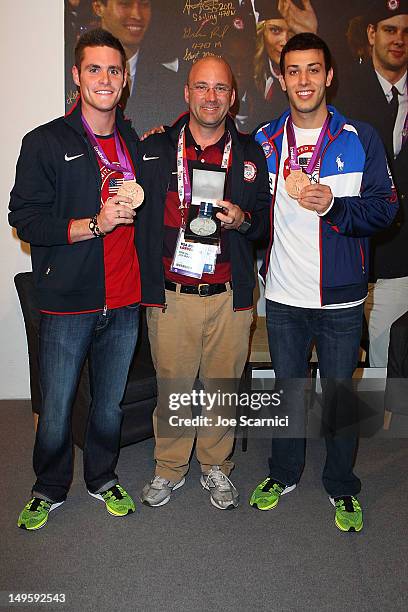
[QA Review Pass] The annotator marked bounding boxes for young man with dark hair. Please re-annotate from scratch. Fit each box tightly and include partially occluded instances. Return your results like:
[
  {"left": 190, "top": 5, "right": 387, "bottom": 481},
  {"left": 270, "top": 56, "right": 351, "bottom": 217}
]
[
  {"left": 10, "top": 28, "right": 142, "bottom": 530},
  {"left": 74, "top": 26, "right": 127, "bottom": 70},
  {"left": 92, "top": 0, "right": 185, "bottom": 135},
  {"left": 337, "top": 0, "right": 408, "bottom": 368},
  {"left": 250, "top": 32, "right": 397, "bottom": 532},
  {"left": 279, "top": 30, "right": 331, "bottom": 74}
]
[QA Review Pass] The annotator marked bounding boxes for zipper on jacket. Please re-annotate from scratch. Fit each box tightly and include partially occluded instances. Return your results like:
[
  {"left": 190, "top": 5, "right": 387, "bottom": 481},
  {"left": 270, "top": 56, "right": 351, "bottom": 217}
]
[
  {"left": 358, "top": 240, "right": 365, "bottom": 274},
  {"left": 162, "top": 303, "right": 167, "bottom": 313},
  {"left": 103, "top": 304, "right": 108, "bottom": 316},
  {"left": 318, "top": 124, "right": 345, "bottom": 305},
  {"left": 265, "top": 141, "right": 279, "bottom": 276}
]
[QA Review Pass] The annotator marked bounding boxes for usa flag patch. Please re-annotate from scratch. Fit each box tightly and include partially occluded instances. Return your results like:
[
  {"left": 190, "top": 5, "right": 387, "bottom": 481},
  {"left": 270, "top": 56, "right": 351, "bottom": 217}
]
[{"left": 109, "top": 177, "right": 125, "bottom": 195}]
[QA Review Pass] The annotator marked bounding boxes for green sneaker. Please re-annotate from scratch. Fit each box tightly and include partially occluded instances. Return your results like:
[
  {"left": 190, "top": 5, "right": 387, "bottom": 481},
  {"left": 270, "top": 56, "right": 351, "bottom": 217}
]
[
  {"left": 249, "top": 478, "right": 296, "bottom": 510},
  {"left": 17, "top": 497, "right": 64, "bottom": 530},
  {"left": 330, "top": 496, "right": 363, "bottom": 532},
  {"left": 88, "top": 484, "right": 135, "bottom": 516}
]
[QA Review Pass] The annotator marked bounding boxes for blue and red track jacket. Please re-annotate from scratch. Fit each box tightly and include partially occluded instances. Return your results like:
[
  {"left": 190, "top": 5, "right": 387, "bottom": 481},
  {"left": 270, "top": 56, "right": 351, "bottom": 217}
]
[{"left": 254, "top": 105, "right": 398, "bottom": 306}]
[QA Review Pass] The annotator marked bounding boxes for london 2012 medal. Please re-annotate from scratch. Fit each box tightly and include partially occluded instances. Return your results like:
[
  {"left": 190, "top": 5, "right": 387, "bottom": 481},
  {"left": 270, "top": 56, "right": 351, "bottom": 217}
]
[
  {"left": 190, "top": 217, "right": 217, "bottom": 237},
  {"left": 285, "top": 169, "right": 310, "bottom": 199},
  {"left": 117, "top": 179, "right": 145, "bottom": 209}
]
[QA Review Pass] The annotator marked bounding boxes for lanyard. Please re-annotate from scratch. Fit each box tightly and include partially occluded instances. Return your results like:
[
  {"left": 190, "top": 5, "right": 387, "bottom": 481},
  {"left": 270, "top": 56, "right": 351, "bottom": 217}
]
[
  {"left": 81, "top": 115, "right": 135, "bottom": 180},
  {"left": 176, "top": 124, "right": 232, "bottom": 210},
  {"left": 286, "top": 114, "right": 330, "bottom": 174}
]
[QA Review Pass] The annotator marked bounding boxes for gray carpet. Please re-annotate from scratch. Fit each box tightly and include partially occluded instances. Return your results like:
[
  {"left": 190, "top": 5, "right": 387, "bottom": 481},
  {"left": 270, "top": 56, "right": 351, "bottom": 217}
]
[{"left": 1, "top": 400, "right": 407, "bottom": 612}]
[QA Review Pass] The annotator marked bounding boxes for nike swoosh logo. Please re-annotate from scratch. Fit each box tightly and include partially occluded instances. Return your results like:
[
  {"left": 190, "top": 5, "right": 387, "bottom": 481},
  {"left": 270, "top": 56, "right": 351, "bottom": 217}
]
[
  {"left": 65, "top": 153, "right": 84, "bottom": 162},
  {"left": 143, "top": 154, "right": 159, "bottom": 161}
]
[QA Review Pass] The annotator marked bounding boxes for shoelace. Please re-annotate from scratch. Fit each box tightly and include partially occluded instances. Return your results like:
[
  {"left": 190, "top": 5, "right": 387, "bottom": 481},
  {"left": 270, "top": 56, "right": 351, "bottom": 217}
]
[
  {"left": 261, "top": 479, "right": 283, "bottom": 494},
  {"left": 204, "top": 468, "right": 234, "bottom": 492},
  {"left": 27, "top": 498, "right": 50, "bottom": 512},
  {"left": 151, "top": 476, "right": 169, "bottom": 490},
  {"left": 103, "top": 485, "right": 125, "bottom": 501},
  {"left": 335, "top": 496, "right": 359, "bottom": 513}
]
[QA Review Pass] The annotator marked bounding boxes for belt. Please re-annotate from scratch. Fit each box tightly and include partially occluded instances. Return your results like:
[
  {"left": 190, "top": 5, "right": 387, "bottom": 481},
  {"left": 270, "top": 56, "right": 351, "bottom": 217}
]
[{"left": 165, "top": 280, "right": 231, "bottom": 297}]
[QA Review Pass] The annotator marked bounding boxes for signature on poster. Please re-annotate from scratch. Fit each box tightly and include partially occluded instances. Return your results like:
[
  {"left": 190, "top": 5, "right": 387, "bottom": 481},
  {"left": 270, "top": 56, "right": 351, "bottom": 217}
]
[
  {"left": 183, "top": 21, "right": 208, "bottom": 39},
  {"left": 183, "top": 1, "right": 234, "bottom": 16},
  {"left": 66, "top": 90, "right": 79, "bottom": 106},
  {"left": 183, "top": 22, "right": 229, "bottom": 40},
  {"left": 183, "top": 0, "right": 235, "bottom": 23},
  {"left": 183, "top": 21, "right": 230, "bottom": 61}
]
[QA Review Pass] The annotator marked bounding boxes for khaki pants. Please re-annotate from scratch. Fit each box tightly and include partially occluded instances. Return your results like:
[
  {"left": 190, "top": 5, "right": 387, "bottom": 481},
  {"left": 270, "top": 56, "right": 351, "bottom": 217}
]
[
  {"left": 364, "top": 277, "right": 408, "bottom": 367},
  {"left": 147, "top": 287, "right": 253, "bottom": 481}
]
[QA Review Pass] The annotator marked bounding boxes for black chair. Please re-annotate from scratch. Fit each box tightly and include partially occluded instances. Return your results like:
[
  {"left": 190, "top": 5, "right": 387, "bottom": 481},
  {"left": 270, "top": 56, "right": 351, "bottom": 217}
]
[
  {"left": 385, "top": 309, "right": 408, "bottom": 417},
  {"left": 14, "top": 272, "right": 157, "bottom": 448}
]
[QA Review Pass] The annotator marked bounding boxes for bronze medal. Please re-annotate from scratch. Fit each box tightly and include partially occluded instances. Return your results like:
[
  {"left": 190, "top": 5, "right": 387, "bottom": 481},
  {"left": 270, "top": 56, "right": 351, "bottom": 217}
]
[
  {"left": 285, "top": 169, "right": 310, "bottom": 200},
  {"left": 117, "top": 179, "right": 144, "bottom": 209}
]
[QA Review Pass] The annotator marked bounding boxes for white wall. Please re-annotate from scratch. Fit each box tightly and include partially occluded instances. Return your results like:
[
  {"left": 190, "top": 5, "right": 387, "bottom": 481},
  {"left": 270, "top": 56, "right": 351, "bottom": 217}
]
[{"left": 0, "top": 1, "right": 64, "bottom": 398}]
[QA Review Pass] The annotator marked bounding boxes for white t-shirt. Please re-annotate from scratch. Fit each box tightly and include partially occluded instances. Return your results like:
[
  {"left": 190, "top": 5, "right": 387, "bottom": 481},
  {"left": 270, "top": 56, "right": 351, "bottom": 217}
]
[{"left": 265, "top": 121, "right": 365, "bottom": 310}]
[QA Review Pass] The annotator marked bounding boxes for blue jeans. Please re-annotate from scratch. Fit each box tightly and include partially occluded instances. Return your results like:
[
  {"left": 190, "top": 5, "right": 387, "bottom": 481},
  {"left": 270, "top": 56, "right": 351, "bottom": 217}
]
[
  {"left": 266, "top": 299, "right": 363, "bottom": 497},
  {"left": 32, "top": 305, "right": 139, "bottom": 502}
]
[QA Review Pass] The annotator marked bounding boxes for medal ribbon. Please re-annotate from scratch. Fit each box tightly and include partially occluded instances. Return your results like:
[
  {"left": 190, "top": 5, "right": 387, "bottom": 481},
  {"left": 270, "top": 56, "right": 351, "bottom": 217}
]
[
  {"left": 199, "top": 201, "right": 213, "bottom": 218},
  {"left": 286, "top": 114, "right": 330, "bottom": 174},
  {"left": 81, "top": 115, "right": 135, "bottom": 180},
  {"left": 176, "top": 124, "right": 232, "bottom": 210}
]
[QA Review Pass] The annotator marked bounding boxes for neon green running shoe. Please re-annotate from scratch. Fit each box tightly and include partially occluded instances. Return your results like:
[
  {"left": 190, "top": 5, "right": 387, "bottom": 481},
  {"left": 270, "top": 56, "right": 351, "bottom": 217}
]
[
  {"left": 330, "top": 496, "right": 363, "bottom": 532},
  {"left": 17, "top": 497, "right": 64, "bottom": 530},
  {"left": 249, "top": 478, "right": 296, "bottom": 510},
  {"left": 88, "top": 484, "right": 135, "bottom": 516}
]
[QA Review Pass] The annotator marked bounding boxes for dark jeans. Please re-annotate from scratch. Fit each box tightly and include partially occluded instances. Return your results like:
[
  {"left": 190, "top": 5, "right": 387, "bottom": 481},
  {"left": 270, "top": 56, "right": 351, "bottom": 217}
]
[
  {"left": 32, "top": 305, "right": 139, "bottom": 502},
  {"left": 266, "top": 299, "right": 363, "bottom": 497}
]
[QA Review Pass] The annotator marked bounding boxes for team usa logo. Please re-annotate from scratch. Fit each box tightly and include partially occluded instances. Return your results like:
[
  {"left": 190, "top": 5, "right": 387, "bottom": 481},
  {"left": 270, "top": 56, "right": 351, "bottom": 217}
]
[
  {"left": 261, "top": 141, "right": 273, "bottom": 158},
  {"left": 387, "top": 0, "right": 399, "bottom": 11},
  {"left": 233, "top": 17, "right": 244, "bottom": 30},
  {"left": 244, "top": 161, "right": 257, "bottom": 182}
]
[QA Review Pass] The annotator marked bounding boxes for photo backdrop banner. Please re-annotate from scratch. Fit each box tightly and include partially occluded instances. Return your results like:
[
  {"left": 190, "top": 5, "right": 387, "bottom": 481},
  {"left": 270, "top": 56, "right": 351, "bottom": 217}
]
[{"left": 64, "top": 0, "right": 377, "bottom": 135}]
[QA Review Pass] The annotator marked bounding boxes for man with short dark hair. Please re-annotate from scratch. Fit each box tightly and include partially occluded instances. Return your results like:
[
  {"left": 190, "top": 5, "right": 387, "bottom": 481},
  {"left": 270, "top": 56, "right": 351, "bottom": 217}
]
[
  {"left": 337, "top": 0, "right": 408, "bottom": 367},
  {"left": 10, "top": 28, "right": 142, "bottom": 530},
  {"left": 93, "top": 0, "right": 185, "bottom": 134},
  {"left": 250, "top": 33, "right": 397, "bottom": 532},
  {"left": 136, "top": 56, "right": 270, "bottom": 510}
]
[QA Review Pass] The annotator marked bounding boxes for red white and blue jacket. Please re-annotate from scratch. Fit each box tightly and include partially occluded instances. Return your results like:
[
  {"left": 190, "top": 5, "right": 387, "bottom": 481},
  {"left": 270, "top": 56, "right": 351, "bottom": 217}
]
[{"left": 254, "top": 106, "right": 398, "bottom": 306}]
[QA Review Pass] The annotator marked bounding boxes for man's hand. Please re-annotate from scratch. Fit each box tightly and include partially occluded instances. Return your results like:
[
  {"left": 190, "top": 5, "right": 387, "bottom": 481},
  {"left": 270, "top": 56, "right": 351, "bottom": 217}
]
[
  {"left": 140, "top": 125, "right": 165, "bottom": 140},
  {"left": 298, "top": 184, "right": 333, "bottom": 214},
  {"left": 97, "top": 195, "right": 136, "bottom": 234},
  {"left": 69, "top": 195, "right": 136, "bottom": 243},
  {"left": 278, "top": 0, "right": 318, "bottom": 34},
  {"left": 216, "top": 200, "right": 245, "bottom": 230}
]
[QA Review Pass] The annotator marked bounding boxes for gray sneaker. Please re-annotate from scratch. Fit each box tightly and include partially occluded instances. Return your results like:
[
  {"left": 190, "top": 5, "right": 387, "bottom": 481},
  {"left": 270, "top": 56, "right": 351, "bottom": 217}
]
[
  {"left": 200, "top": 466, "right": 239, "bottom": 510},
  {"left": 141, "top": 475, "right": 185, "bottom": 507}
]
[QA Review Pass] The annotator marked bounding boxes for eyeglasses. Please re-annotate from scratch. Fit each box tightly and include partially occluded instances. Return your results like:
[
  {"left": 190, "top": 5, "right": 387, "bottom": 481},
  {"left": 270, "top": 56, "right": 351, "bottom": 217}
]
[{"left": 189, "top": 83, "right": 232, "bottom": 96}]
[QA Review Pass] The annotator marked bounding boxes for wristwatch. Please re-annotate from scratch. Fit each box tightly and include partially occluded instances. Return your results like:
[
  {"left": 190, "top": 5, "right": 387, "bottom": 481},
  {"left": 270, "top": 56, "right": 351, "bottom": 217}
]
[
  {"left": 89, "top": 215, "right": 105, "bottom": 238},
  {"left": 237, "top": 215, "right": 252, "bottom": 234}
]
